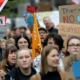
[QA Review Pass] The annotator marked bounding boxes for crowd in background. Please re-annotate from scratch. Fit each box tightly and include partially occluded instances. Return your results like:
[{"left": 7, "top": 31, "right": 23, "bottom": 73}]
[{"left": 0, "top": 16, "right": 80, "bottom": 80}]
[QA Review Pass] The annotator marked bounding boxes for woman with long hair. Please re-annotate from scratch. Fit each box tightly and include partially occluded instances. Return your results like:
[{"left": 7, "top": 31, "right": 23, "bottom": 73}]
[
  {"left": 0, "top": 45, "right": 17, "bottom": 80},
  {"left": 30, "top": 45, "right": 66, "bottom": 80}
]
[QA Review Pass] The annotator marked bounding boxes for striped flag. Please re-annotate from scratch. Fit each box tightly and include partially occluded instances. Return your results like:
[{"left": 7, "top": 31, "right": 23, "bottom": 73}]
[
  {"left": 72, "top": 0, "right": 80, "bottom": 4},
  {"left": 32, "top": 12, "right": 42, "bottom": 59}
]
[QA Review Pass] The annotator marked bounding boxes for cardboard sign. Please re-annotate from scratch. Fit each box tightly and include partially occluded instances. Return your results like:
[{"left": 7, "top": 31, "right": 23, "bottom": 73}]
[
  {"left": 63, "top": 54, "right": 80, "bottom": 80},
  {"left": 59, "top": 4, "right": 80, "bottom": 24},
  {"left": 38, "top": 2, "right": 52, "bottom": 12},
  {"left": 0, "top": 16, "right": 6, "bottom": 26},
  {"left": 58, "top": 23, "right": 80, "bottom": 51},
  {"left": 0, "top": 0, "right": 8, "bottom": 12}
]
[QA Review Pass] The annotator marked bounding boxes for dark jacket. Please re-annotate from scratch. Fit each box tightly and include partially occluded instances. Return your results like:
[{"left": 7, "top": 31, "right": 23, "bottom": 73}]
[
  {"left": 0, "top": 48, "right": 6, "bottom": 61},
  {"left": 48, "top": 27, "right": 58, "bottom": 34},
  {"left": 30, "top": 69, "right": 67, "bottom": 80},
  {"left": 5, "top": 67, "right": 36, "bottom": 80},
  {"left": 0, "top": 48, "right": 2, "bottom": 61}
]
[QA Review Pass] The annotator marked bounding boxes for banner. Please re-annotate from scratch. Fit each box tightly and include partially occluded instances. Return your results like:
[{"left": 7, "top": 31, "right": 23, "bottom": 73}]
[{"left": 32, "top": 12, "right": 42, "bottom": 59}]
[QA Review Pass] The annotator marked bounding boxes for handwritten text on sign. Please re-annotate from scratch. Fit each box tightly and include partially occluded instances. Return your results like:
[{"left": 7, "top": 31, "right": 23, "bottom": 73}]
[
  {"left": 59, "top": 4, "right": 80, "bottom": 24},
  {"left": 58, "top": 23, "right": 80, "bottom": 51}
]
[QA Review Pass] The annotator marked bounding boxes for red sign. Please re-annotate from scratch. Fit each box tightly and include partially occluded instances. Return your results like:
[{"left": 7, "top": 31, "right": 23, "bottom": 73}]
[
  {"left": 0, "top": 0, "right": 8, "bottom": 12},
  {"left": 26, "top": 6, "right": 37, "bottom": 13},
  {"left": 0, "top": 0, "right": 4, "bottom": 6}
]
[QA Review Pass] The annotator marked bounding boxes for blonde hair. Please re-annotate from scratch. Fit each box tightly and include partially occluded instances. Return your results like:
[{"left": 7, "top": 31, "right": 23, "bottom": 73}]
[
  {"left": 16, "top": 48, "right": 32, "bottom": 59},
  {"left": 0, "top": 39, "right": 7, "bottom": 47}
]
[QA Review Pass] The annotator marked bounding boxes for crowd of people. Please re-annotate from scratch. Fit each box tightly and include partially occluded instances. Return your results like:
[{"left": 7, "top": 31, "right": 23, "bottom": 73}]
[{"left": 0, "top": 16, "right": 80, "bottom": 80}]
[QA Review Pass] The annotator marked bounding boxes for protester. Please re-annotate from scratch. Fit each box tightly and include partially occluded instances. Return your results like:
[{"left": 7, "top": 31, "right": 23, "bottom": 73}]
[
  {"left": 38, "top": 27, "right": 47, "bottom": 46},
  {"left": 0, "top": 39, "right": 6, "bottom": 49},
  {"left": 8, "top": 29, "right": 15, "bottom": 38},
  {"left": 0, "top": 45, "right": 17, "bottom": 79},
  {"left": 0, "top": 39, "right": 7, "bottom": 61},
  {"left": 3, "top": 28, "right": 11, "bottom": 40},
  {"left": 46, "top": 21, "right": 58, "bottom": 33},
  {"left": 43, "top": 17, "right": 58, "bottom": 33},
  {"left": 13, "top": 27, "right": 20, "bottom": 37},
  {"left": 30, "top": 45, "right": 66, "bottom": 80},
  {"left": 5, "top": 49, "right": 36, "bottom": 80},
  {"left": 33, "top": 33, "right": 64, "bottom": 72},
  {"left": 43, "top": 16, "right": 51, "bottom": 26},
  {"left": 26, "top": 29, "right": 32, "bottom": 40},
  {"left": 6, "top": 38, "right": 15, "bottom": 47},
  {"left": 65, "top": 36, "right": 80, "bottom": 56},
  {"left": 43, "top": 33, "right": 64, "bottom": 58},
  {"left": 19, "top": 26, "right": 27, "bottom": 35},
  {"left": 15, "top": 34, "right": 31, "bottom": 49}
]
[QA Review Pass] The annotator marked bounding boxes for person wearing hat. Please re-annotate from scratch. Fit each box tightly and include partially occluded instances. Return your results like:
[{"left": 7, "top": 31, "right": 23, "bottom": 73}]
[{"left": 38, "top": 27, "right": 47, "bottom": 47}]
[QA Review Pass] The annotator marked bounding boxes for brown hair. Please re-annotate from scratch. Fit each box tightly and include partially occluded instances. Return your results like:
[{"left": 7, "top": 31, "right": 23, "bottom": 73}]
[
  {"left": 65, "top": 36, "right": 80, "bottom": 56},
  {"left": 41, "top": 45, "right": 59, "bottom": 74},
  {"left": 1, "top": 45, "right": 17, "bottom": 72}
]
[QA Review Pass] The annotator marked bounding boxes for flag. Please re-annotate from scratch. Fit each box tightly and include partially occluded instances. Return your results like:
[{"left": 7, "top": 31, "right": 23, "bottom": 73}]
[
  {"left": 72, "top": 0, "right": 80, "bottom": 4},
  {"left": 23, "top": 12, "right": 34, "bottom": 25},
  {"left": 32, "top": 12, "right": 42, "bottom": 59}
]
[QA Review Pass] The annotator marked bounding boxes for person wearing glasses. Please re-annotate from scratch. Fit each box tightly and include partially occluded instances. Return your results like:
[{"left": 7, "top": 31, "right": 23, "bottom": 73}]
[{"left": 65, "top": 36, "right": 80, "bottom": 56}]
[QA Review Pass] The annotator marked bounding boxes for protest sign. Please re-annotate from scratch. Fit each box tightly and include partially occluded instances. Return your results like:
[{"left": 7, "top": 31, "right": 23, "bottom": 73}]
[
  {"left": 58, "top": 23, "right": 80, "bottom": 51},
  {"left": 59, "top": 4, "right": 80, "bottom": 24}
]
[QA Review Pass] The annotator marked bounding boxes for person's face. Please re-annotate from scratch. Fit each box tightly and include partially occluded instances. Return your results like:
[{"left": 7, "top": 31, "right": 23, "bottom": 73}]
[
  {"left": 8, "top": 51, "right": 16, "bottom": 65},
  {"left": 26, "top": 30, "right": 32, "bottom": 39},
  {"left": 18, "top": 37, "right": 29, "bottom": 49},
  {"left": 39, "top": 30, "right": 47, "bottom": 43},
  {"left": 67, "top": 38, "right": 80, "bottom": 54},
  {"left": 43, "top": 18, "right": 51, "bottom": 25},
  {"left": 47, "top": 49, "right": 59, "bottom": 71},
  {"left": 10, "top": 31, "right": 15, "bottom": 37},
  {"left": 15, "top": 29, "right": 20, "bottom": 36},
  {"left": 1, "top": 42, "right": 6, "bottom": 49},
  {"left": 17, "top": 50, "right": 32, "bottom": 69},
  {"left": 20, "top": 29, "right": 26, "bottom": 34},
  {"left": 47, "top": 38, "right": 59, "bottom": 49},
  {"left": 6, "top": 29, "right": 10, "bottom": 35}
]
